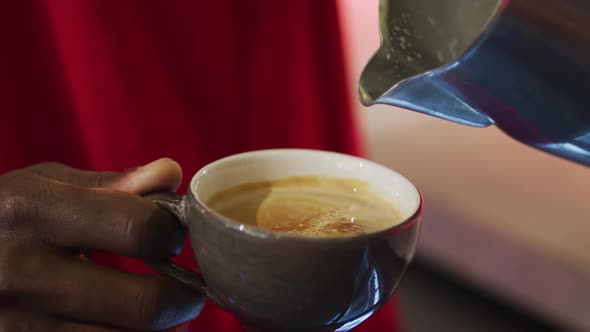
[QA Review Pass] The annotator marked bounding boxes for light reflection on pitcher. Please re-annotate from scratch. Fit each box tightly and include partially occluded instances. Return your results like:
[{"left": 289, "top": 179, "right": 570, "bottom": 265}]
[{"left": 359, "top": 0, "right": 590, "bottom": 166}]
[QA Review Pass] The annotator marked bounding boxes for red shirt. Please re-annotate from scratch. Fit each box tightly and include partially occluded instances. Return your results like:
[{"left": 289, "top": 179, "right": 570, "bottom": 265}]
[{"left": 0, "top": 1, "right": 401, "bottom": 331}]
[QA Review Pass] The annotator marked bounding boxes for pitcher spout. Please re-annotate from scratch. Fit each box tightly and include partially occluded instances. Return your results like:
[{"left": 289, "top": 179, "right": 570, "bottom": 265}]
[{"left": 358, "top": 0, "right": 501, "bottom": 127}]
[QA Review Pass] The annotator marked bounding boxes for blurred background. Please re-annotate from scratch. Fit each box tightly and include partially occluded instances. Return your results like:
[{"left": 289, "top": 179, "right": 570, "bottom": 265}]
[
  {"left": 3, "top": 1, "right": 587, "bottom": 331},
  {"left": 338, "top": 0, "right": 590, "bottom": 331}
]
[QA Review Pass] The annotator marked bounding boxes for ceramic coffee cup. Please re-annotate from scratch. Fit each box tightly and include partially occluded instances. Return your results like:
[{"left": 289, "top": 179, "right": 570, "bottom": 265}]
[{"left": 146, "top": 149, "right": 423, "bottom": 332}]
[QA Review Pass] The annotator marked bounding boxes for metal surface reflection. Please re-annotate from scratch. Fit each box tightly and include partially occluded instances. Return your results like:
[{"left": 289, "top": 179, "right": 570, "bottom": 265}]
[{"left": 360, "top": 0, "right": 590, "bottom": 166}]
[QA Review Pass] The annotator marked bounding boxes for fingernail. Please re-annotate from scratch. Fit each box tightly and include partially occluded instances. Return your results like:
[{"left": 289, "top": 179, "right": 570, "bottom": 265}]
[
  {"left": 113, "top": 158, "right": 182, "bottom": 194},
  {"left": 114, "top": 160, "right": 160, "bottom": 192}
]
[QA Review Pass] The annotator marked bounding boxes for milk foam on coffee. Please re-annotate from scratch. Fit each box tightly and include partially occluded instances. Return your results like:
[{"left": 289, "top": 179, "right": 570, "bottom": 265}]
[{"left": 206, "top": 176, "right": 403, "bottom": 236}]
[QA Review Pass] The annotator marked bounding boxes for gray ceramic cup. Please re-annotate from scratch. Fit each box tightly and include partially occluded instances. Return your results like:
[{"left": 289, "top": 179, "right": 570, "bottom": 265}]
[{"left": 147, "top": 149, "right": 423, "bottom": 332}]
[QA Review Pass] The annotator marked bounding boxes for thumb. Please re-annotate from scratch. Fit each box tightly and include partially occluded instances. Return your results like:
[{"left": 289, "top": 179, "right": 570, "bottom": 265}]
[
  {"left": 110, "top": 158, "right": 183, "bottom": 194},
  {"left": 27, "top": 158, "right": 183, "bottom": 195}
]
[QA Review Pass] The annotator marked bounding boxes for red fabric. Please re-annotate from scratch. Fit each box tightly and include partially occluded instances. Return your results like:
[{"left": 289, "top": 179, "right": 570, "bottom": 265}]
[{"left": 0, "top": 1, "right": 400, "bottom": 331}]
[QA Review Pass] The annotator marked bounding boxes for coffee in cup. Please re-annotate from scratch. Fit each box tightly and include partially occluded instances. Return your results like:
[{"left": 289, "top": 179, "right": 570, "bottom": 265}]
[{"left": 206, "top": 175, "right": 404, "bottom": 237}]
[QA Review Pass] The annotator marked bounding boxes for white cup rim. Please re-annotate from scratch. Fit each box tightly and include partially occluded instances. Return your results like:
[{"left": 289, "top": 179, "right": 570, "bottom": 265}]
[{"left": 189, "top": 149, "right": 423, "bottom": 241}]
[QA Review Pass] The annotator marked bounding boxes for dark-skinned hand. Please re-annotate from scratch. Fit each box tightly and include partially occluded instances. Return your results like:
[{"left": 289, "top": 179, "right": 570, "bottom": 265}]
[{"left": 0, "top": 158, "right": 203, "bottom": 331}]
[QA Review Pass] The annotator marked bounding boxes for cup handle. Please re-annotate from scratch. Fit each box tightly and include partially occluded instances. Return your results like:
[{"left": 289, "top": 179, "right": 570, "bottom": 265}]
[{"left": 144, "top": 192, "right": 208, "bottom": 294}]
